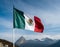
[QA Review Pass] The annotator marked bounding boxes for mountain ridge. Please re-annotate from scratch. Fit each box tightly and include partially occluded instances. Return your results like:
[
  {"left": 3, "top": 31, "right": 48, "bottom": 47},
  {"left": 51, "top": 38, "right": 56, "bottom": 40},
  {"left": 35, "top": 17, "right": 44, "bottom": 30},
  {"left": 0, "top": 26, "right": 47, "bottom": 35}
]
[{"left": 15, "top": 36, "right": 60, "bottom": 47}]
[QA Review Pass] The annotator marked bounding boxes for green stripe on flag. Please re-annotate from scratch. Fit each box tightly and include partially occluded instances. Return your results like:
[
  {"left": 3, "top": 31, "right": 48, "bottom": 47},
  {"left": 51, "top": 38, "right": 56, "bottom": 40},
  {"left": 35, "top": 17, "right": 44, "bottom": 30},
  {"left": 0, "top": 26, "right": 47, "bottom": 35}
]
[{"left": 13, "top": 8, "right": 25, "bottom": 29}]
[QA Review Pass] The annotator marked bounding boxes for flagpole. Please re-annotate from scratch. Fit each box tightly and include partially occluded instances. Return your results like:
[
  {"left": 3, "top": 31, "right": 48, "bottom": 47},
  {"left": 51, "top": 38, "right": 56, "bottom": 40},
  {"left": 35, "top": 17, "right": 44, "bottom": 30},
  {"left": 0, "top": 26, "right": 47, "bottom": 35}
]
[
  {"left": 13, "top": 29, "right": 15, "bottom": 47},
  {"left": 13, "top": 8, "right": 15, "bottom": 47}
]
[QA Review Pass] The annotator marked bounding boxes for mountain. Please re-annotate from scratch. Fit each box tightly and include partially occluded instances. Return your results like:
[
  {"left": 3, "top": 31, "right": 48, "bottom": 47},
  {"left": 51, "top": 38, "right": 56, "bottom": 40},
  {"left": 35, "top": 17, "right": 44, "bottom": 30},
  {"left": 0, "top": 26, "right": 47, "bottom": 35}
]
[
  {"left": 0, "top": 39, "right": 13, "bottom": 47},
  {"left": 48, "top": 40, "right": 60, "bottom": 47},
  {"left": 15, "top": 36, "right": 58, "bottom": 47},
  {"left": 41, "top": 38, "right": 57, "bottom": 45},
  {"left": 15, "top": 36, "right": 26, "bottom": 47}
]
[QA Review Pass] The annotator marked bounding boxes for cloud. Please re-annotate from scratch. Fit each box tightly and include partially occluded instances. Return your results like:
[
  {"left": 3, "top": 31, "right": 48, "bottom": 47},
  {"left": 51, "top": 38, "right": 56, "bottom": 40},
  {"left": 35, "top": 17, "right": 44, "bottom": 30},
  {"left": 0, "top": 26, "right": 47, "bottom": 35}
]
[
  {"left": 41, "top": 11, "right": 60, "bottom": 26},
  {"left": 0, "top": 17, "right": 13, "bottom": 28},
  {"left": 0, "top": 29, "right": 60, "bottom": 43},
  {"left": 14, "top": 32, "right": 60, "bottom": 42},
  {"left": 0, "top": 32, "right": 13, "bottom": 42}
]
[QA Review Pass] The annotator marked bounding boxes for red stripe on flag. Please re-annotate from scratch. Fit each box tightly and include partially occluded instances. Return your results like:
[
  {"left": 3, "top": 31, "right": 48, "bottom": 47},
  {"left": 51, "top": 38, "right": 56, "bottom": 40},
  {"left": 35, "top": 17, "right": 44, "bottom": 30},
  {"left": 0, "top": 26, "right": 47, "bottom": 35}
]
[{"left": 34, "top": 16, "right": 44, "bottom": 33}]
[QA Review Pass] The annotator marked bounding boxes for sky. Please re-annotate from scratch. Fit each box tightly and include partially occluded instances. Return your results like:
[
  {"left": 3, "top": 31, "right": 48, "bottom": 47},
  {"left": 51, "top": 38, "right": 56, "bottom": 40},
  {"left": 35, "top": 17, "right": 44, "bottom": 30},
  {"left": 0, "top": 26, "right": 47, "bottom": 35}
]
[{"left": 0, "top": 0, "right": 60, "bottom": 42}]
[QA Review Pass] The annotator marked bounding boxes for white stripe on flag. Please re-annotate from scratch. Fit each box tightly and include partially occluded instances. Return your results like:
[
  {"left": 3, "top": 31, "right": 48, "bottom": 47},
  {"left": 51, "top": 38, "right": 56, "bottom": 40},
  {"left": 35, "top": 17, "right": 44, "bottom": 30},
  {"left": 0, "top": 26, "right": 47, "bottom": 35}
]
[{"left": 24, "top": 14, "right": 35, "bottom": 31}]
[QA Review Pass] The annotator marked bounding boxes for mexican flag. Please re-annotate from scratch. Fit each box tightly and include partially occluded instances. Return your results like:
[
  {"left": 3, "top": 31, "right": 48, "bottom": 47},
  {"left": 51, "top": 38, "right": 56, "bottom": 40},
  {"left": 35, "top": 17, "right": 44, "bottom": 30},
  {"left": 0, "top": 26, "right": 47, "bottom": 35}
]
[{"left": 13, "top": 8, "right": 44, "bottom": 33}]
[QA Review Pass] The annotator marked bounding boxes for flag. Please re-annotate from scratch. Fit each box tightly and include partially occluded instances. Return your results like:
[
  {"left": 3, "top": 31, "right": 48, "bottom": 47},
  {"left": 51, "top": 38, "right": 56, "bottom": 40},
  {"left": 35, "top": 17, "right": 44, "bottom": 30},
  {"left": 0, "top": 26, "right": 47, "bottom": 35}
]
[{"left": 13, "top": 8, "right": 44, "bottom": 33}]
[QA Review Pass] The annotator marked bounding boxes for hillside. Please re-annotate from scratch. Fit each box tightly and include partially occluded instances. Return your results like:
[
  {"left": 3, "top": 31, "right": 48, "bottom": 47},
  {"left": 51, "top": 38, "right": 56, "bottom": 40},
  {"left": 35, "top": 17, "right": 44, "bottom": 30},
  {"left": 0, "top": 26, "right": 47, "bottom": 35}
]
[{"left": 0, "top": 39, "right": 13, "bottom": 47}]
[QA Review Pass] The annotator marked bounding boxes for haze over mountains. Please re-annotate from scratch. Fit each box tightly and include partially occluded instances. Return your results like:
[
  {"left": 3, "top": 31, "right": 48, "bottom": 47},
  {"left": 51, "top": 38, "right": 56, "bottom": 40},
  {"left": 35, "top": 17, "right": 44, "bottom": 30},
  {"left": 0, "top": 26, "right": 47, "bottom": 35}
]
[{"left": 15, "top": 36, "right": 60, "bottom": 47}]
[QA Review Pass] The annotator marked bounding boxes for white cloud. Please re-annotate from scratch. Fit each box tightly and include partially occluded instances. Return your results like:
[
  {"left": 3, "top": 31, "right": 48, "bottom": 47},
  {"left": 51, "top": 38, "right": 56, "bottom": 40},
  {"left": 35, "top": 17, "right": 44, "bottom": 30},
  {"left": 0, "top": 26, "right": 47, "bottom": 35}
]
[
  {"left": 0, "top": 17, "right": 13, "bottom": 28},
  {"left": 0, "top": 32, "right": 13, "bottom": 42},
  {"left": 14, "top": 33, "right": 60, "bottom": 42},
  {"left": 41, "top": 11, "right": 60, "bottom": 26},
  {"left": 1, "top": 29, "right": 59, "bottom": 43},
  {"left": 53, "top": 35, "right": 60, "bottom": 40}
]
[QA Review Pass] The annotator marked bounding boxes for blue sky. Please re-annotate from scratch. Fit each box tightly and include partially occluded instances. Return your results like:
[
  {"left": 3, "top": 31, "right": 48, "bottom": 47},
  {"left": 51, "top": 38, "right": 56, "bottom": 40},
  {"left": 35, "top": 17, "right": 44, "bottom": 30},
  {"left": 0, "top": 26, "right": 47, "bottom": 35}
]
[
  {"left": 0, "top": 0, "right": 13, "bottom": 42},
  {"left": 0, "top": 0, "right": 60, "bottom": 42}
]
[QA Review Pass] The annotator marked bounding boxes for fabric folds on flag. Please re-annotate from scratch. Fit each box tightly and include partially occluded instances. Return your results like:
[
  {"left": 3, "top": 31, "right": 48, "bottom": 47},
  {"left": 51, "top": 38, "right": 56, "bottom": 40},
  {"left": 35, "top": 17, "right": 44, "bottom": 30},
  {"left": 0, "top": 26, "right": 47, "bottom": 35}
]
[
  {"left": 13, "top": 8, "right": 25, "bottom": 29},
  {"left": 34, "top": 16, "right": 44, "bottom": 32},
  {"left": 13, "top": 8, "right": 44, "bottom": 33}
]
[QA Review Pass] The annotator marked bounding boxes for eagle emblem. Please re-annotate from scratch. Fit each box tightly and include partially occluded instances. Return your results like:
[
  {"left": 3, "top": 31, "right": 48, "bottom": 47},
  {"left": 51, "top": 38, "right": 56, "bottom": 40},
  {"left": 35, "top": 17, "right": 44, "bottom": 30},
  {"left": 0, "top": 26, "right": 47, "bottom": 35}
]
[{"left": 27, "top": 19, "right": 33, "bottom": 25}]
